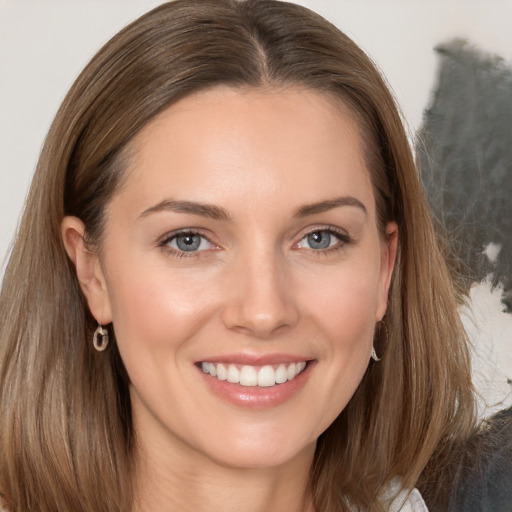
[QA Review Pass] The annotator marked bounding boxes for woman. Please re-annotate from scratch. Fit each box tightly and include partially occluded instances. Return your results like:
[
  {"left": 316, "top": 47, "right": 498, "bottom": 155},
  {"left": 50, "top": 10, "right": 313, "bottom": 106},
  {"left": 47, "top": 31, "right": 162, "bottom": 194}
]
[{"left": 0, "top": 1, "right": 477, "bottom": 511}]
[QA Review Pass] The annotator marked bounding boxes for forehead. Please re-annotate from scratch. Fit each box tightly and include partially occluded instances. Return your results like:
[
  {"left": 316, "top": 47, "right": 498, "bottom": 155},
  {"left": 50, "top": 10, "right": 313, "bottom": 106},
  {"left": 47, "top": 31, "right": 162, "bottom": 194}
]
[{"left": 113, "top": 86, "right": 374, "bottom": 218}]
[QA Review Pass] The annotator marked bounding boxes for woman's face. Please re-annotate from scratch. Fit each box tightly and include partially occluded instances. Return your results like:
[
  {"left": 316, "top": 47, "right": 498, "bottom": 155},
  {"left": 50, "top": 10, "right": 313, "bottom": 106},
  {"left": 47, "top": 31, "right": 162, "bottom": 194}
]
[{"left": 70, "top": 87, "right": 397, "bottom": 470}]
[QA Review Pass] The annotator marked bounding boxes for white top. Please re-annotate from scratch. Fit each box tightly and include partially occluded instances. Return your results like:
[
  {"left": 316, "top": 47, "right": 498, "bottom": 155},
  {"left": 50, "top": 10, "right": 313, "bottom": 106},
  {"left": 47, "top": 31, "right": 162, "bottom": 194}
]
[{"left": 385, "top": 481, "right": 429, "bottom": 512}]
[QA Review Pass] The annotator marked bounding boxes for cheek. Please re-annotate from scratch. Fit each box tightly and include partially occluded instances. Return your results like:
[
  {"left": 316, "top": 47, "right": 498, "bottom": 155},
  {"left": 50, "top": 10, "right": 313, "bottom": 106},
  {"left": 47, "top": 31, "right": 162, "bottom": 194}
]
[
  {"left": 292, "top": 264, "right": 381, "bottom": 434},
  {"left": 304, "top": 261, "right": 381, "bottom": 339},
  {"left": 104, "top": 260, "right": 221, "bottom": 359}
]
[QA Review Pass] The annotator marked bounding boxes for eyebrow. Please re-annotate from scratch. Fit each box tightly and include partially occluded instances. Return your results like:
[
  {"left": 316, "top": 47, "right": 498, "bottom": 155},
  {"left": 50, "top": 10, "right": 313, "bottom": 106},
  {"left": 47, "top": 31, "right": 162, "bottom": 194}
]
[
  {"left": 293, "top": 196, "right": 367, "bottom": 217},
  {"left": 138, "top": 199, "right": 231, "bottom": 221},
  {"left": 138, "top": 195, "right": 367, "bottom": 222}
]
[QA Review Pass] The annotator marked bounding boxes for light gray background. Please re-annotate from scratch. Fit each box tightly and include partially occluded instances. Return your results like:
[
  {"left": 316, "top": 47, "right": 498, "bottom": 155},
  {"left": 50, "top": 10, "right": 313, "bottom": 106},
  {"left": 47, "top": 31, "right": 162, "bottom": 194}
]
[{"left": 1, "top": 0, "right": 511, "bottom": 415}]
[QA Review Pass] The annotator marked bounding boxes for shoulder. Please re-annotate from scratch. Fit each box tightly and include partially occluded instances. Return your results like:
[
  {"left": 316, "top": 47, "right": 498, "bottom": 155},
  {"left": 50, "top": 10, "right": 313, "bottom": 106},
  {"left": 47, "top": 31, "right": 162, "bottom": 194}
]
[
  {"left": 451, "top": 406, "right": 512, "bottom": 511},
  {"left": 382, "top": 479, "right": 429, "bottom": 512},
  {"left": 390, "top": 487, "right": 429, "bottom": 512}
]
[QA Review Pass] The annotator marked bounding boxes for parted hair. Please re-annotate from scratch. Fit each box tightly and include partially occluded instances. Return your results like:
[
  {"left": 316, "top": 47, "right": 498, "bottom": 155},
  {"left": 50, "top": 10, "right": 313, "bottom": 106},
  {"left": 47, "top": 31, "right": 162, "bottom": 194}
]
[{"left": 0, "top": 1, "right": 476, "bottom": 511}]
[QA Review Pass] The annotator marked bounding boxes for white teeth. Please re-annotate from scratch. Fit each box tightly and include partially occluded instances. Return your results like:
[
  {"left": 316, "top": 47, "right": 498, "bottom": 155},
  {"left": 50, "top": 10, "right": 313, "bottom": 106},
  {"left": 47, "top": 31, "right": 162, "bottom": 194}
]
[
  {"left": 239, "top": 365, "right": 258, "bottom": 386},
  {"left": 216, "top": 363, "right": 227, "bottom": 380},
  {"left": 275, "top": 364, "right": 288, "bottom": 384},
  {"left": 227, "top": 364, "right": 240, "bottom": 383},
  {"left": 257, "top": 365, "right": 275, "bottom": 387},
  {"left": 201, "top": 361, "right": 307, "bottom": 387}
]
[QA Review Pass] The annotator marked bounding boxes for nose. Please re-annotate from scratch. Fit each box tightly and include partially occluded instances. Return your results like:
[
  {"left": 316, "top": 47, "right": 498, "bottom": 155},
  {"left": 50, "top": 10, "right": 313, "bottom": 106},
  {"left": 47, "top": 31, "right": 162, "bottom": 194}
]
[{"left": 221, "top": 249, "right": 299, "bottom": 339}]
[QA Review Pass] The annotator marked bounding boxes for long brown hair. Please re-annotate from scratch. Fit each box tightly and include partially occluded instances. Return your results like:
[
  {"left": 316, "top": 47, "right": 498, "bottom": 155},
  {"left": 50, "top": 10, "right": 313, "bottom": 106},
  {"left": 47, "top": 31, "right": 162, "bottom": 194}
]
[{"left": 0, "top": 1, "right": 476, "bottom": 511}]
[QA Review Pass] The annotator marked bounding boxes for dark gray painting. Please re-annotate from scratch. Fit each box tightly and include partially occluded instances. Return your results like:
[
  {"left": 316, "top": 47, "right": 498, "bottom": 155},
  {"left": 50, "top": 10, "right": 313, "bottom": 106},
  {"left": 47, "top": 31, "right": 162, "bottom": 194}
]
[{"left": 418, "top": 40, "right": 512, "bottom": 312}]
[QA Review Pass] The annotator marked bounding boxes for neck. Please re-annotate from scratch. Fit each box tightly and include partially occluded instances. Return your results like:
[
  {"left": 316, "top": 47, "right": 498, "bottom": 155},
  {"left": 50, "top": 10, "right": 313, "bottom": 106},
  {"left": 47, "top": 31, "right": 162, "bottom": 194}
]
[{"left": 132, "top": 435, "right": 315, "bottom": 512}]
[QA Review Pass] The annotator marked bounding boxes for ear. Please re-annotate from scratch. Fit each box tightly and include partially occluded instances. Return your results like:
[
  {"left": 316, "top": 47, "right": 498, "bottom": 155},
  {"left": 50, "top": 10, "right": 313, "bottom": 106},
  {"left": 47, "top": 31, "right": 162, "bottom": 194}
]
[
  {"left": 376, "top": 221, "right": 398, "bottom": 320},
  {"left": 61, "top": 216, "right": 112, "bottom": 324}
]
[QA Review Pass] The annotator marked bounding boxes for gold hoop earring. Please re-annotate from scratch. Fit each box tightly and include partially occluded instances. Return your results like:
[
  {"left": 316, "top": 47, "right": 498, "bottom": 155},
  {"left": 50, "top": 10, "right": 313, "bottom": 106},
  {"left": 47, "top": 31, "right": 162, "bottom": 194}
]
[{"left": 93, "top": 324, "right": 109, "bottom": 352}]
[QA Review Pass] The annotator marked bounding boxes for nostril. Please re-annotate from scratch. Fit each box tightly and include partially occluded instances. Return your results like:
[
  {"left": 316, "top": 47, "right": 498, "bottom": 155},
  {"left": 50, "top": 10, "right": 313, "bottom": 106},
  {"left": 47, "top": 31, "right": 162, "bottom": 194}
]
[
  {"left": 220, "top": 260, "right": 300, "bottom": 336},
  {"left": 224, "top": 301, "right": 296, "bottom": 336}
]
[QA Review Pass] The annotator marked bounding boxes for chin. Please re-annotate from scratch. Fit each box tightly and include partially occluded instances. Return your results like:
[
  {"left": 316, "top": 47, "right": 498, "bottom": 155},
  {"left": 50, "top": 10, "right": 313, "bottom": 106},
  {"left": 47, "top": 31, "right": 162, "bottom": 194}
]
[{"left": 201, "top": 434, "right": 317, "bottom": 471}]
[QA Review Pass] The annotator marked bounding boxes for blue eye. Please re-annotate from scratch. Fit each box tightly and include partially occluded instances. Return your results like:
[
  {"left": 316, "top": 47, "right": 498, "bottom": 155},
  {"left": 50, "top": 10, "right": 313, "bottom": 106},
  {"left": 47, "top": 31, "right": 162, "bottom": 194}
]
[
  {"left": 297, "top": 229, "right": 347, "bottom": 250},
  {"left": 174, "top": 233, "right": 201, "bottom": 251},
  {"left": 164, "top": 232, "right": 212, "bottom": 253},
  {"left": 307, "top": 231, "right": 331, "bottom": 249}
]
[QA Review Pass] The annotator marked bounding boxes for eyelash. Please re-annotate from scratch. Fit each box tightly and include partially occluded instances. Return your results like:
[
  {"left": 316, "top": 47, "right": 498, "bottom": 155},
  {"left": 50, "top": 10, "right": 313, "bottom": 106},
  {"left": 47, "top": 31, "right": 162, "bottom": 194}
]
[
  {"left": 295, "top": 227, "right": 352, "bottom": 254},
  {"left": 158, "top": 226, "right": 353, "bottom": 259},
  {"left": 159, "top": 230, "right": 216, "bottom": 258}
]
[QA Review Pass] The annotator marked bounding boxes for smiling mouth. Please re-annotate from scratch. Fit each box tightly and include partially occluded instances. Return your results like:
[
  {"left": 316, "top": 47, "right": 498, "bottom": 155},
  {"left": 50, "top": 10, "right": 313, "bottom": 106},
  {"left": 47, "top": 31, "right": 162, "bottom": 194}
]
[{"left": 200, "top": 361, "right": 308, "bottom": 388}]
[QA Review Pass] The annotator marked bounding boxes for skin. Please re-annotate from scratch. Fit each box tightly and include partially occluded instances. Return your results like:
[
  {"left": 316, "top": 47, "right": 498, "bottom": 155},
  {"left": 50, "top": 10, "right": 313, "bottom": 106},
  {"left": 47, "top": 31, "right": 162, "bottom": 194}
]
[{"left": 62, "top": 86, "right": 397, "bottom": 512}]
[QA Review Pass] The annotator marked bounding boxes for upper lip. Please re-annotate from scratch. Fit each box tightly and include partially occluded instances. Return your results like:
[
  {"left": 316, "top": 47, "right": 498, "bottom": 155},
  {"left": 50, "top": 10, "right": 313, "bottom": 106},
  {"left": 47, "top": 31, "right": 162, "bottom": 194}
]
[{"left": 197, "top": 353, "right": 313, "bottom": 366}]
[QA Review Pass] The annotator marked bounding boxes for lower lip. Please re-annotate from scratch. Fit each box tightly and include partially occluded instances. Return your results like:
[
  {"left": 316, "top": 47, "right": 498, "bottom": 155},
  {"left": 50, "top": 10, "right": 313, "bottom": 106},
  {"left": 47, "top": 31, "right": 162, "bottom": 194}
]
[{"left": 197, "top": 362, "right": 315, "bottom": 409}]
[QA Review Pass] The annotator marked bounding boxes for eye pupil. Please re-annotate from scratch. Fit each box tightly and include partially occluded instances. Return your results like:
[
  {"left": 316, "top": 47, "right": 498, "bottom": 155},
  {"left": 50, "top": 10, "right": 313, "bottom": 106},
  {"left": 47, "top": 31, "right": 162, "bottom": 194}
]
[
  {"left": 176, "top": 234, "right": 201, "bottom": 251},
  {"left": 307, "top": 231, "right": 331, "bottom": 249}
]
